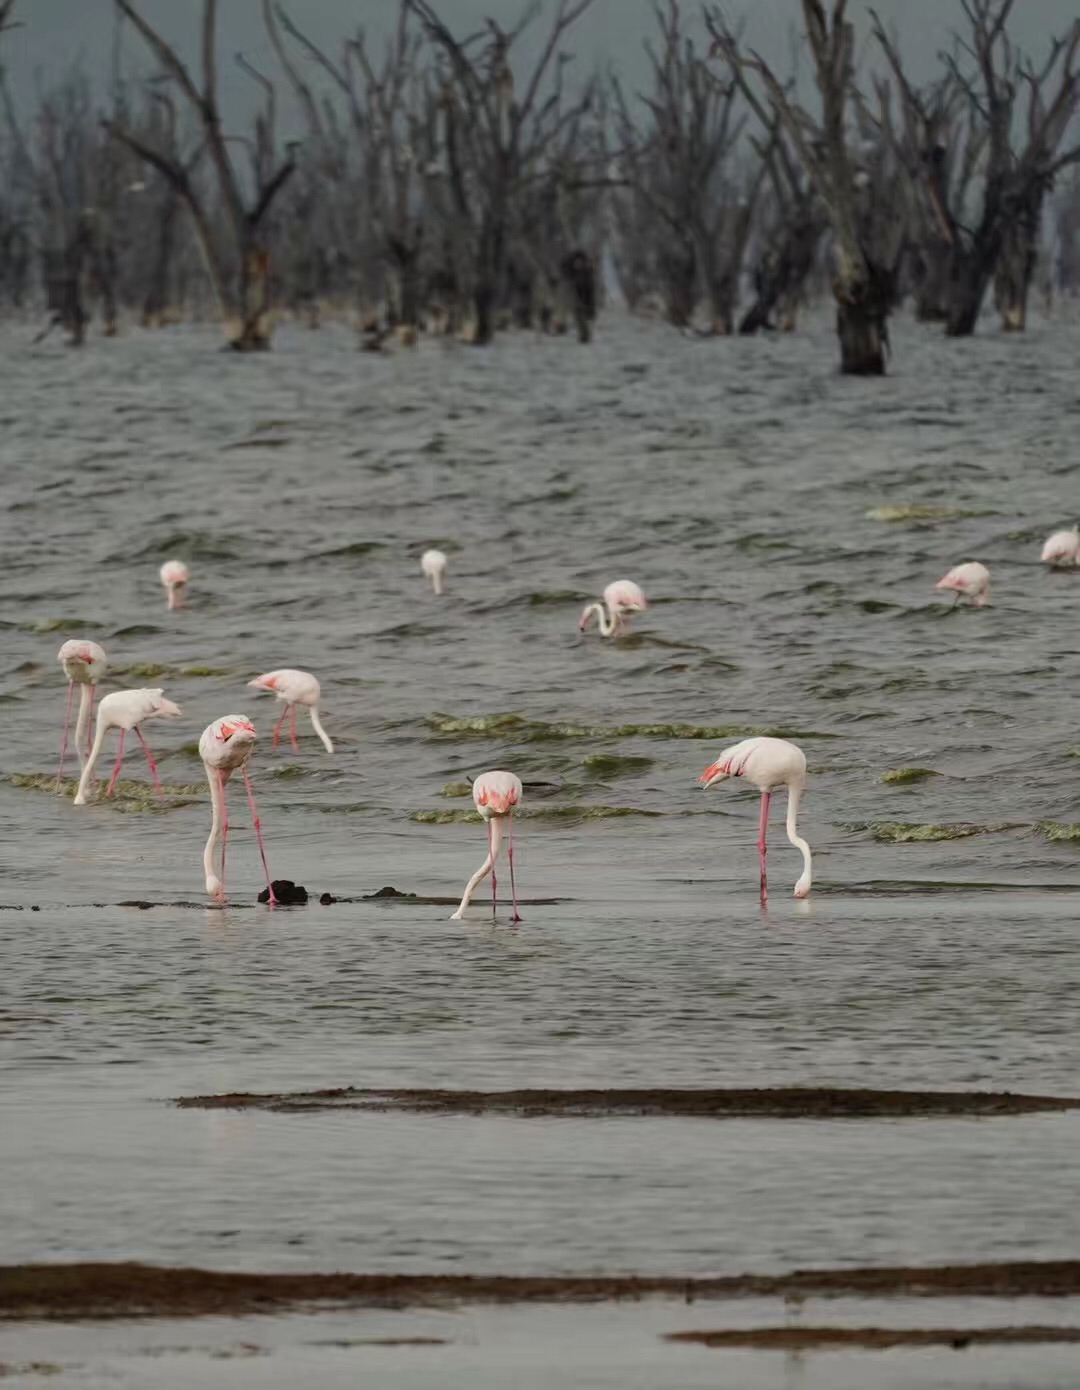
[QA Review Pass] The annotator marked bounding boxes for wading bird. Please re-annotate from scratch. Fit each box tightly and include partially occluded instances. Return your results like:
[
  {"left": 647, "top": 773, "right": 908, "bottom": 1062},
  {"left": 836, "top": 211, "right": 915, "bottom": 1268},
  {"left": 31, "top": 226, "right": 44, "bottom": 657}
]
[
  {"left": 56, "top": 640, "right": 108, "bottom": 789},
  {"left": 73, "top": 688, "right": 182, "bottom": 805},
  {"left": 1041, "top": 526, "right": 1080, "bottom": 568},
  {"left": 160, "top": 559, "right": 190, "bottom": 609},
  {"left": 199, "top": 715, "right": 276, "bottom": 905},
  {"left": 935, "top": 561, "right": 990, "bottom": 607},
  {"left": 421, "top": 548, "right": 448, "bottom": 594},
  {"left": 700, "top": 737, "right": 811, "bottom": 903},
  {"left": 450, "top": 771, "right": 523, "bottom": 922},
  {"left": 578, "top": 580, "right": 647, "bottom": 637},
  {"left": 247, "top": 669, "right": 333, "bottom": 753}
]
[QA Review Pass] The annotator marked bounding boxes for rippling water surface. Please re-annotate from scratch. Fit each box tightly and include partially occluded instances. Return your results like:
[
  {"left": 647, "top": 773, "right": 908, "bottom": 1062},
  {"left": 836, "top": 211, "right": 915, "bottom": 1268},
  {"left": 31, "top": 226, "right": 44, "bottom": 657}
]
[{"left": 4, "top": 312, "right": 1080, "bottom": 1383}]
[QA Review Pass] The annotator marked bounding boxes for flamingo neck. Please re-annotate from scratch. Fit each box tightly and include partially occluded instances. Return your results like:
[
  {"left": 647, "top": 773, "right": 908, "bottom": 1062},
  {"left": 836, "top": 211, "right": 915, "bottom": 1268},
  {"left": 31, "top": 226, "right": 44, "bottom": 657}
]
[
  {"left": 785, "top": 780, "right": 812, "bottom": 897},
  {"left": 203, "top": 762, "right": 225, "bottom": 895},
  {"left": 584, "top": 602, "right": 616, "bottom": 636},
  {"left": 74, "top": 683, "right": 93, "bottom": 768},
  {"left": 309, "top": 706, "right": 334, "bottom": 754},
  {"left": 73, "top": 714, "right": 110, "bottom": 805},
  {"left": 450, "top": 815, "right": 505, "bottom": 919}
]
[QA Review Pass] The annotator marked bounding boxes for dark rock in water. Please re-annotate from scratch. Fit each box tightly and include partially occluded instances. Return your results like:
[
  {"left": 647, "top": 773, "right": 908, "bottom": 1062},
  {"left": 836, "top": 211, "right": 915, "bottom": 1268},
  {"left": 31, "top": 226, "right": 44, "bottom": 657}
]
[
  {"left": 370, "top": 885, "right": 409, "bottom": 899},
  {"left": 259, "top": 880, "right": 308, "bottom": 905},
  {"left": 319, "top": 892, "right": 337, "bottom": 906}
]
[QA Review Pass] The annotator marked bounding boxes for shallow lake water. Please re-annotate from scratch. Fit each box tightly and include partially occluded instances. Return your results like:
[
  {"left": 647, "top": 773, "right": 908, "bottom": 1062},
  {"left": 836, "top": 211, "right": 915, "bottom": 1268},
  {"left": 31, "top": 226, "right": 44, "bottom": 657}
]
[{"left": 3, "top": 310, "right": 1080, "bottom": 1385}]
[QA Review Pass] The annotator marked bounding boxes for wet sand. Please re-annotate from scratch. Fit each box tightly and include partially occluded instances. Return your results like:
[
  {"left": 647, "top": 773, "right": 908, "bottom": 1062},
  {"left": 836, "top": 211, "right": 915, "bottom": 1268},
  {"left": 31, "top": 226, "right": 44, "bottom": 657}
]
[{"left": 173, "top": 1085, "right": 1080, "bottom": 1118}]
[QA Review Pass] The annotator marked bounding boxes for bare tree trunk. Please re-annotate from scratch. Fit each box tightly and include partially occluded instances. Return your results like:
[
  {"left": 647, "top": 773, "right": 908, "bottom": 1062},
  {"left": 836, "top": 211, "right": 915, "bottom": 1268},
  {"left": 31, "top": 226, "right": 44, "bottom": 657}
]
[
  {"left": 913, "top": 240, "right": 952, "bottom": 322},
  {"left": 561, "top": 248, "right": 595, "bottom": 342},
  {"left": 994, "top": 201, "right": 1040, "bottom": 330},
  {"left": 835, "top": 267, "right": 888, "bottom": 374},
  {"left": 142, "top": 191, "right": 181, "bottom": 327}
]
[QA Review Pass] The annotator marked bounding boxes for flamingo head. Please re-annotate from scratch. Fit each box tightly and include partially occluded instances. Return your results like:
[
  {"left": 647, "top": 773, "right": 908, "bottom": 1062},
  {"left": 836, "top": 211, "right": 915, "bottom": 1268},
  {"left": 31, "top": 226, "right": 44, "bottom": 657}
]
[
  {"left": 248, "top": 675, "right": 277, "bottom": 692},
  {"left": 217, "top": 717, "right": 256, "bottom": 745},
  {"left": 699, "top": 759, "right": 733, "bottom": 789},
  {"left": 793, "top": 871, "right": 811, "bottom": 900},
  {"left": 153, "top": 696, "right": 183, "bottom": 719},
  {"left": 578, "top": 604, "right": 595, "bottom": 632}
]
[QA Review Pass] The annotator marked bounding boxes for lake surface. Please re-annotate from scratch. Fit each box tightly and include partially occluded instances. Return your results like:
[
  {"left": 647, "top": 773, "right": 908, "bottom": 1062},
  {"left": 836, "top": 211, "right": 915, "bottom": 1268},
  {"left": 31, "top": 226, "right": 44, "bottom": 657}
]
[{"left": 3, "top": 311, "right": 1080, "bottom": 1385}]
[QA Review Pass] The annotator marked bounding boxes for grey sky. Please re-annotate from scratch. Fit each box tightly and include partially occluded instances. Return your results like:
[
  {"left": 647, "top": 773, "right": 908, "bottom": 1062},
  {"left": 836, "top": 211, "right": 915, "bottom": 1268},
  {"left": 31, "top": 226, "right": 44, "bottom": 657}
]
[{"left": 5, "top": 0, "right": 1079, "bottom": 128}]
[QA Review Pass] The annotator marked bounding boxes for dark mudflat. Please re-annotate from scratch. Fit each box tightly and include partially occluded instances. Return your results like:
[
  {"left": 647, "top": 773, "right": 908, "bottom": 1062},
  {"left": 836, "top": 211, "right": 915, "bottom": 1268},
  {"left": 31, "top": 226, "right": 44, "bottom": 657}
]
[
  {"left": 172, "top": 1085, "right": 1080, "bottom": 1119},
  {"left": 9, "top": 1260, "right": 1080, "bottom": 1322},
  {"left": 666, "top": 1325, "right": 1080, "bottom": 1350}
]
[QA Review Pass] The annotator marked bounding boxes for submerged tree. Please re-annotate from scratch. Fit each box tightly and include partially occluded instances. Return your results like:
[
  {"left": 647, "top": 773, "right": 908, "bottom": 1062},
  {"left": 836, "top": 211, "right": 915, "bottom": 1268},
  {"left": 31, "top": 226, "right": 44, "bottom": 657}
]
[{"left": 108, "top": 0, "right": 297, "bottom": 349}]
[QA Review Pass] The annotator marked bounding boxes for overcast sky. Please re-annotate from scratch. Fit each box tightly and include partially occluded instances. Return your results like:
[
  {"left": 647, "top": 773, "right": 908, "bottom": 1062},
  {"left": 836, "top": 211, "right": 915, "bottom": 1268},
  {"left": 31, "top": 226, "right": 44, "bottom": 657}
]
[{"left": 4, "top": 0, "right": 1079, "bottom": 127}]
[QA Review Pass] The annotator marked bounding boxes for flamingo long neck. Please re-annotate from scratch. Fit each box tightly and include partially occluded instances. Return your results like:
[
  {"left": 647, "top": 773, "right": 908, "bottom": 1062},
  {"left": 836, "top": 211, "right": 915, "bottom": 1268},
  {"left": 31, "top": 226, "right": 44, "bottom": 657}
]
[
  {"left": 74, "top": 684, "right": 93, "bottom": 767},
  {"left": 432, "top": 571, "right": 444, "bottom": 595},
  {"left": 309, "top": 706, "right": 334, "bottom": 754},
  {"left": 583, "top": 602, "right": 616, "bottom": 636},
  {"left": 785, "top": 780, "right": 812, "bottom": 894},
  {"left": 451, "top": 815, "right": 504, "bottom": 918},
  {"left": 74, "top": 716, "right": 110, "bottom": 805},
  {"left": 203, "top": 762, "right": 226, "bottom": 894}
]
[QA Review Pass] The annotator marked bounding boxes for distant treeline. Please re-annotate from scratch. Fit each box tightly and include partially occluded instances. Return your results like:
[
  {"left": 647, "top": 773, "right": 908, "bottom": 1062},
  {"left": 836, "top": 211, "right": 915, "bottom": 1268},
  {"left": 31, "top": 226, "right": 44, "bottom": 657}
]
[{"left": 1, "top": 0, "right": 1078, "bottom": 373}]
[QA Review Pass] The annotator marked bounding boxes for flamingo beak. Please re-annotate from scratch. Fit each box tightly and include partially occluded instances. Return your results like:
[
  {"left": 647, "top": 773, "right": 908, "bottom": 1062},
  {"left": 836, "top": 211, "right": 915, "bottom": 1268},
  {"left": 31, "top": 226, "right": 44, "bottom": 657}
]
[
  {"left": 699, "top": 762, "right": 729, "bottom": 789},
  {"left": 158, "top": 699, "right": 183, "bottom": 718}
]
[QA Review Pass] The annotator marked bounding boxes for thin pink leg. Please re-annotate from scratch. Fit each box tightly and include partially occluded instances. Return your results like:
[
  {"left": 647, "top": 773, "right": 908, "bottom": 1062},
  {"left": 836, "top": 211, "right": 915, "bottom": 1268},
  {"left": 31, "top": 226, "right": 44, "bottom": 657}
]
[
  {"left": 272, "top": 704, "right": 287, "bottom": 748},
  {"left": 219, "top": 770, "right": 229, "bottom": 897},
  {"left": 135, "top": 727, "right": 163, "bottom": 794},
  {"left": 105, "top": 730, "right": 127, "bottom": 798},
  {"left": 507, "top": 814, "right": 521, "bottom": 923},
  {"left": 488, "top": 819, "right": 497, "bottom": 922},
  {"left": 242, "top": 765, "right": 277, "bottom": 905},
  {"left": 289, "top": 704, "right": 299, "bottom": 753},
  {"left": 55, "top": 681, "right": 74, "bottom": 791},
  {"left": 87, "top": 685, "right": 96, "bottom": 758},
  {"left": 757, "top": 790, "right": 771, "bottom": 905}
]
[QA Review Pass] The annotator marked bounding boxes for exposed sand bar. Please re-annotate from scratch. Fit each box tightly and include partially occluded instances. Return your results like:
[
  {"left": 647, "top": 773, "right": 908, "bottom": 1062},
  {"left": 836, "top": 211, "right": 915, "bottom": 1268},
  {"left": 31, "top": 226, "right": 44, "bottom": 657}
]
[
  {"left": 9, "top": 1260, "right": 1080, "bottom": 1322},
  {"left": 666, "top": 1325, "right": 1080, "bottom": 1350},
  {"left": 173, "top": 1085, "right": 1080, "bottom": 1118}
]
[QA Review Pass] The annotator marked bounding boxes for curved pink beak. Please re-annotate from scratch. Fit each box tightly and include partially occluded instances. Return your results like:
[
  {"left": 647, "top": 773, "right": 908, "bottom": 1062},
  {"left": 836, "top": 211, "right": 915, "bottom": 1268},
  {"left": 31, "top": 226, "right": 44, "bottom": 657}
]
[{"left": 699, "top": 762, "right": 730, "bottom": 788}]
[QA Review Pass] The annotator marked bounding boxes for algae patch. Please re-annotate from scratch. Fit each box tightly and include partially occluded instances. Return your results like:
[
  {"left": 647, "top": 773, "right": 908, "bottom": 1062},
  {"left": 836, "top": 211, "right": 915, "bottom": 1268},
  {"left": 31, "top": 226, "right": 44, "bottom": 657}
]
[
  {"left": 8, "top": 772, "right": 202, "bottom": 810},
  {"left": 865, "top": 504, "right": 993, "bottom": 523},
  {"left": 410, "top": 805, "right": 661, "bottom": 824},
  {"left": 881, "top": 767, "right": 942, "bottom": 785},
  {"left": 427, "top": 712, "right": 837, "bottom": 742},
  {"left": 845, "top": 820, "right": 1016, "bottom": 843}
]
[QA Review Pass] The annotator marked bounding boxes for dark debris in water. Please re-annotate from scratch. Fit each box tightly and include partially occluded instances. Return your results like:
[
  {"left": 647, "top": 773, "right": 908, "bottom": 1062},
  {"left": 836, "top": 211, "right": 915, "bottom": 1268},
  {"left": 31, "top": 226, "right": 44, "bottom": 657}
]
[
  {"left": 258, "top": 880, "right": 308, "bottom": 905},
  {"left": 666, "top": 1326, "right": 1080, "bottom": 1351},
  {"left": 173, "top": 1085, "right": 1080, "bottom": 1119},
  {"left": 10, "top": 1258, "right": 1080, "bottom": 1321}
]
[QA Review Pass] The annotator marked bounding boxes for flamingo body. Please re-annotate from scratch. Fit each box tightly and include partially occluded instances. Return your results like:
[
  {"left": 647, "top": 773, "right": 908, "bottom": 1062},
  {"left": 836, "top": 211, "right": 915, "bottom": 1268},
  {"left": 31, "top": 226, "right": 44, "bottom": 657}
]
[
  {"left": 73, "top": 688, "right": 182, "bottom": 805},
  {"left": 935, "top": 562, "right": 990, "bottom": 606},
  {"left": 579, "top": 579, "right": 647, "bottom": 636},
  {"left": 421, "top": 549, "right": 448, "bottom": 594},
  {"left": 247, "top": 668, "right": 333, "bottom": 753},
  {"left": 56, "top": 640, "right": 108, "bottom": 787},
  {"left": 450, "top": 770, "right": 523, "bottom": 922},
  {"left": 160, "top": 559, "right": 190, "bottom": 610},
  {"left": 700, "top": 736, "right": 812, "bottom": 901},
  {"left": 1041, "top": 527, "right": 1080, "bottom": 568},
  {"left": 199, "top": 715, "right": 275, "bottom": 903}
]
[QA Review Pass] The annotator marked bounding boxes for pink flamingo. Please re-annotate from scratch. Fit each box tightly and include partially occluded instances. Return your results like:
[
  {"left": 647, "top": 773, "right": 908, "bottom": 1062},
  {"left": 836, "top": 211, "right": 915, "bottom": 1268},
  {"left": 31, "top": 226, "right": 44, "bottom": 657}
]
[
  {"left": 159, "top": 559, "right": 190, "bottom": 610},
  {"left": 579, "top": 580, "right": 647, "bottom": 637},
  {"left": 450, "top": 771, "right": 523, "bottom": 922},
  {"left": 700, "top": 737, "right": 812, "bottom": 903},
  {"left": 935, "top": 562, "right": 990, "bottom": 606},
  {"left": 1041, "top": 526, "right": 1080, "bottom": 568},
  {"left": 56, "top": 640, "right": 108, "bottom": 789},
  {"left": 247, "top": 669, "right": 333, "bottom": 753},
  {"left": 199, "top": 715, "right": 276, "bottom": 905},
  {"left": 421, "top": 549, "right": 448, "bottom": 594},
  {"left": 73, "top": 688, "right": 182, "bottom": 805}
]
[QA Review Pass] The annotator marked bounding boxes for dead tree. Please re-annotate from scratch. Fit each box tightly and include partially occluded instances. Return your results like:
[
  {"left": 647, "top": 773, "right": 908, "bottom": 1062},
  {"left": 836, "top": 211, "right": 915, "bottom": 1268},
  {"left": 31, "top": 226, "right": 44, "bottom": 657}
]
[
  {"left": 935, "top": 1, "right": 1080, "bottom": 335},
  {"left": 0, "top": 2, "right": 34, "bottom": 311},
  {"left": 712, "top": 1, "right": 890, "bottom": 371},
  {"left": 407, "top": 0, "right": 596, "bottom": 344},
  {"left": 108, "top": 0, "right": 296, "bottom": 349}
]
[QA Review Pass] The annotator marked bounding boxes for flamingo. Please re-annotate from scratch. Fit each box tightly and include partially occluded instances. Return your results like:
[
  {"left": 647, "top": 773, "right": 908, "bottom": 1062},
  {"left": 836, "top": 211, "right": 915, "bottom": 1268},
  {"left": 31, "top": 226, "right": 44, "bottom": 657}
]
[
  {"left": 421, "top": 549, "right": 448, "bottom": 594},
  {"left": 1041, "top": 526, "right": 1080, "bottom": 568},
  {"left": 935, "top": 561, "right": 990, "bottom": 607},
  {"left": 450, "top": 771, "right": 523, "bottom": 922},
  {"left": 73, "top": 688, "right": 182, "bottom": 806},
  {"left": 199, "top": 715, "right": 276, "bottom": 905},
  {"left": 699, "top": 736, "right": 812, "bottom": 903},
  {"left": 56, "top": 640, "right": 108, "bottom": 789},
  {"left": 160, "top": 559, "right": 190, "bottom": 610},
  {"left": 579, "top": 580, "right": 647, "bottom": 637},
  {"left": 247, "top": 669, "right": 333, "bottom": 753}
]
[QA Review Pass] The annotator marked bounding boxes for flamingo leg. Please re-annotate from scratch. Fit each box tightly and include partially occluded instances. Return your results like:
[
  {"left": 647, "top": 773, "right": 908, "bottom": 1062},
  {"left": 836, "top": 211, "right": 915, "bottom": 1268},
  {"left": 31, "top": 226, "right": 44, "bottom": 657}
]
[
  {"left": 219, "top": 770, "right": 229, "bottom": 896},
  {"left": 272, "top": 703, "right": 288, "bottom": 748},
  {"left": 507, "top": 814, "right": 521, "bottom": 923},
  {"left": 55, "top": 681, "right": 74, "bottom": 792},
  {"left": 289, "top": 704, "right": 299, "bottom": 752},
  {"left": 105, "top": 730, "right": 127, "bottom": 798},
  {"left": 242, "top": 766, "right": 277, "bottom": 905},
  {"left": 488, "top": 818, "right": 497, "bottom": 922},
  {"left": 757, "top": 790, "right": 771, "bottom": 905},
  {"left": 135, "top": 727, "right": 163, "bottom": 794}
]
